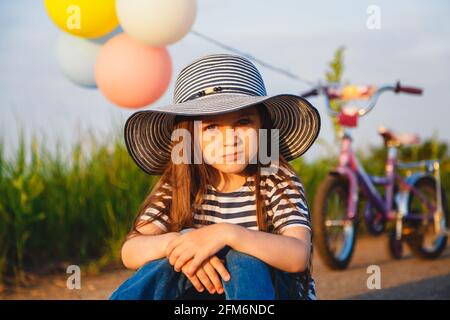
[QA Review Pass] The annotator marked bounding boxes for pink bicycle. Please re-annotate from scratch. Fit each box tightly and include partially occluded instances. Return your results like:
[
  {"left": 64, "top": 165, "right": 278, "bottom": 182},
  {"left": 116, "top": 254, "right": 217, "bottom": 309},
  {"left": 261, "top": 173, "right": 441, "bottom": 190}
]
[{"left": 302, "top": 82, "right": 449, "bottom": 270}]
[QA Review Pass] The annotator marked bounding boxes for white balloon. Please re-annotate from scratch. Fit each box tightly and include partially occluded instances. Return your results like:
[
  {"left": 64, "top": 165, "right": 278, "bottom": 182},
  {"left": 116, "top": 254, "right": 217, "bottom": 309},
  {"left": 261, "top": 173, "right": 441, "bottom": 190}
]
[
  {"left": 55, "top": 27, "right": 122, "bottom": 88},
  {"left": 116, "top": 0, "right": 197, "bottom": 46},
  {"left": 55, "top": 33, "right": 103, "bottom": 88}
]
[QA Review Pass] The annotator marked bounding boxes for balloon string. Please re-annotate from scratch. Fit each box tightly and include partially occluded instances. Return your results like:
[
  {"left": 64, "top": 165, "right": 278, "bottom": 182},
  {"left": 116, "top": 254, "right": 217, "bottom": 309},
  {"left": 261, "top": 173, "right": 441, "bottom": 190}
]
[{"left": 190, "top": 30, "right": 315, "bottom": 87}]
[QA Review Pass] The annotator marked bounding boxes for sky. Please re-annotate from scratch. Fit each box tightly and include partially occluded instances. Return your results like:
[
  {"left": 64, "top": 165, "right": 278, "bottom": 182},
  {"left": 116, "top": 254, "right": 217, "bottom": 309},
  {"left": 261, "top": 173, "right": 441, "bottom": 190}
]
[{"left": 1, "top": 0, "right": 449, "bottom": 164}]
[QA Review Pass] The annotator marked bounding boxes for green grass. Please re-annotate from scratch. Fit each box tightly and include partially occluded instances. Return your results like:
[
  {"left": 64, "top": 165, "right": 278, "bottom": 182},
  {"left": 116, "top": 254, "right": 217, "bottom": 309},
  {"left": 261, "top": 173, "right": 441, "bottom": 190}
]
[
  {"left": 0, "top": 128, "right": 449, "bottom": 285},
  {"left": 0, "top": 129, "right": 159, "bottom": 284}
]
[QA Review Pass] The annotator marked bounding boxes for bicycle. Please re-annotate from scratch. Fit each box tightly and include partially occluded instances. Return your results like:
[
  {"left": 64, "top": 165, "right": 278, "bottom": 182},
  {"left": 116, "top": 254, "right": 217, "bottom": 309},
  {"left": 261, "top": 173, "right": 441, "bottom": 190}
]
[{"left": 301, "top": 82, "right": 449, "bottom": 270}]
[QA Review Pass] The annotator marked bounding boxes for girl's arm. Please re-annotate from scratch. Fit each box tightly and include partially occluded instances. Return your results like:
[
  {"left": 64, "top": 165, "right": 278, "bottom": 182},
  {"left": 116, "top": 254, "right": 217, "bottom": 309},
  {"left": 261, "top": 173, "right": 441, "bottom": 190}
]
[
  {"left": 166, "top": 223, "right": 311, "bottom": 276},
  {"left": 226, "top": 224, "right": 311, "bottom": 273},
  {"left": 121, "top": 223, "right": 179, "bottom": 270}
]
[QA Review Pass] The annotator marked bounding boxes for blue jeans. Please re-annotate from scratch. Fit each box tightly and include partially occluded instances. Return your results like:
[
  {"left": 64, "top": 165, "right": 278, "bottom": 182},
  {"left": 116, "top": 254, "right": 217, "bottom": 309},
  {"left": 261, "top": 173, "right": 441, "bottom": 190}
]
[{"left": 109, "top": 246, "right": 313, "bottom": 300}]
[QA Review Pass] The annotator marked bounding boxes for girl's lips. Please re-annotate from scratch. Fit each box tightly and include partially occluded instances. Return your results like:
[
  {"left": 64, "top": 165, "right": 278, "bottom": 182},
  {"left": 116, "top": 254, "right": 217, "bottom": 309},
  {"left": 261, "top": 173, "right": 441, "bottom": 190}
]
[{"left": 223, "top": 151, "right": 243, "bottom": 161}]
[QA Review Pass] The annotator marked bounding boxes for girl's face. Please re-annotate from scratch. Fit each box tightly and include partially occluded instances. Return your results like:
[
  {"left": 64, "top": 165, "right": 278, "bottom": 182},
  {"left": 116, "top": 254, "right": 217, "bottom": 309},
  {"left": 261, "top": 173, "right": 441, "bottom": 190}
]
[{"left": 195, "top": 106, "right": 261, "bottom": 174}]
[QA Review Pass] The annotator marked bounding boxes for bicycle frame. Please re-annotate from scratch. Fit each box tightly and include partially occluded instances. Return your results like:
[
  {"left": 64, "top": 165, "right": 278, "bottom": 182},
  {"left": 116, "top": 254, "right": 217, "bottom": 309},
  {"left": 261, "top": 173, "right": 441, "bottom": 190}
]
[
  {"left": 331, "top": 127, "right": 446, "bottom": 238},
  {"left": 331, "top": 128, "right": 391, "bottom": 221}
]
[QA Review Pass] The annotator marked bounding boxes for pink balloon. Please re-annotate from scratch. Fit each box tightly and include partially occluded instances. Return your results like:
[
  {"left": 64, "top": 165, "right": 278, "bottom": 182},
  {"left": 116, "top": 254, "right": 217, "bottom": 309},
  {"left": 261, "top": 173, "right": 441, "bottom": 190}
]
[{"left": 95, "top": 33, "right": 172, "bottom": 109}]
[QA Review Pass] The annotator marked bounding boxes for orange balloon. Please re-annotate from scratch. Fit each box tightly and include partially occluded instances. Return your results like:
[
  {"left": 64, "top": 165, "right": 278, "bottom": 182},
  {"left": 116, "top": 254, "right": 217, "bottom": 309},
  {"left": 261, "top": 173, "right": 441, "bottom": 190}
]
[{"left": 95, "top": 33, "right": 172, "bottom": 108}]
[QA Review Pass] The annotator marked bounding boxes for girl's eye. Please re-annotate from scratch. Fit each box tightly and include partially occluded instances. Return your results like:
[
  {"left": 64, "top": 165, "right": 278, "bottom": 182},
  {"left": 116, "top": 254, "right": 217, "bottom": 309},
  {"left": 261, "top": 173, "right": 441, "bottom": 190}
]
[
  {"left": 238, "top": 118, "right": 251, "bottom": 125},
  {"left": 203, "top": 118, "right": 251, "bottom": 131},
  {"left": 204, "top": 124, "right": 218, "bottom": 131}
]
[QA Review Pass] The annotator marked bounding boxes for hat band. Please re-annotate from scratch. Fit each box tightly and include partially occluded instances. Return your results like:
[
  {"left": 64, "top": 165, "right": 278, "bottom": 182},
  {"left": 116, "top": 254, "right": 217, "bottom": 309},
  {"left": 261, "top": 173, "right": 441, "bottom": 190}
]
[
  {"left": 184, "top": 86, "right": 223, "bottom": 102},
  {"left": 183, "top": 86, "right": 262, "bottom": 102}
]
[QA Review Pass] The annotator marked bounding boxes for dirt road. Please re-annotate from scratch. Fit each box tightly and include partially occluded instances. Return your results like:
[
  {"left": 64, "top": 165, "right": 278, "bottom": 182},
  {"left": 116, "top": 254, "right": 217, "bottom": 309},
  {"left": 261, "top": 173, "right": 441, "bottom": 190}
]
[
  {"left": 313, "top": 236, "right": 450, "bottom": 299},
  {"left": 1, "top": 236, "right": 449, "bottom": 300}
]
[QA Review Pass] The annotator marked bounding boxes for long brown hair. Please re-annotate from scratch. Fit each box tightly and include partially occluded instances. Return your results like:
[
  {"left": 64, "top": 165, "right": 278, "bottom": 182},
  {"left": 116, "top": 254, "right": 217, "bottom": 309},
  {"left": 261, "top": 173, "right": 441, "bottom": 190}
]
[{"left": 127, "top": 104, "right": 313, "bottom": 298}]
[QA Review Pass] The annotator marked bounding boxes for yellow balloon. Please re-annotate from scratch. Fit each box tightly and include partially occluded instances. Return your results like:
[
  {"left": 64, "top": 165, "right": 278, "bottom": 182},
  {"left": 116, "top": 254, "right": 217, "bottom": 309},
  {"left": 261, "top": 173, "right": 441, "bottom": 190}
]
[{"left": 44, "top": 0, "right": 119, "bottom": 39}]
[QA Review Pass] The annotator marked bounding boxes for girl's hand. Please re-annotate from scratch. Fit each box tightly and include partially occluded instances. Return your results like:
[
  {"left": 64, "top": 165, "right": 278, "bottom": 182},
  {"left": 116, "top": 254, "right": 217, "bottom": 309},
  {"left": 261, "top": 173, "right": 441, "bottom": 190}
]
[
  {"left": 165, "top": 223, "right": 234, "bottom": 276},
  {"left": 181, "top": 255, "right": 231, "bottom": 294}
]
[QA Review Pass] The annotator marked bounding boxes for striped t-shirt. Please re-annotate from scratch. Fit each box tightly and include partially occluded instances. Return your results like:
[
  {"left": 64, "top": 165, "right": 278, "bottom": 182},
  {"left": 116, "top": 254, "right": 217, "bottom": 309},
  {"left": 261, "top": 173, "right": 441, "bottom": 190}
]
[{"left": 140, "top": 163, "right": 311, "bottom": 234}]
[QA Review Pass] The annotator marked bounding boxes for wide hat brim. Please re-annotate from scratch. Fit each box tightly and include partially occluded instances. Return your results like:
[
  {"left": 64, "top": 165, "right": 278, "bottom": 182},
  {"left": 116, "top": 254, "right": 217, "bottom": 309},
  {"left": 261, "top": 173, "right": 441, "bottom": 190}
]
[{"left": 124, "top": 93, "right": 321, "bottom": 175}]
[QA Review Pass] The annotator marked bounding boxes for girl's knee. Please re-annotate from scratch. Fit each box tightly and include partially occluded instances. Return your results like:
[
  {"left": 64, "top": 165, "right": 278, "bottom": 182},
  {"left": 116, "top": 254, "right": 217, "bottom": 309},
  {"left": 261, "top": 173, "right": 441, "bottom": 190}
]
[
  {"left": 111, "top": 257, "right": 188, "bottom": 300},
  {"left": 126, "top": 258, "right": 181, "bottom": 287},
  {"left": 225, "top": 249, "right": 268, "bottom": 269},
  {"left": 226, "top": 249, "right": 259, "bottom": 261},
  {"left": 221, "top": 250, "right": 275, "bottom": 299},
  {"left": 137, "top": 257, "right": 174, "bottom": 275}
]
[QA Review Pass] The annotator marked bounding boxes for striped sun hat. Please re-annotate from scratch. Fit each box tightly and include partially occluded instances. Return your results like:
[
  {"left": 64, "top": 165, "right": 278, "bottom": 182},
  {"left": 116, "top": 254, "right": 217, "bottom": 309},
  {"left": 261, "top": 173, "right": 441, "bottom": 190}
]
[{"left": 124, "top": 53, "right": 321, "bottom": 175}]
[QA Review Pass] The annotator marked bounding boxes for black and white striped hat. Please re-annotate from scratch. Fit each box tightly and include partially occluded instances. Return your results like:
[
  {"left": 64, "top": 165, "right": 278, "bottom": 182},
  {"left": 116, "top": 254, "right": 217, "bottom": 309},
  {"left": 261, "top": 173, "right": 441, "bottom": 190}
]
[{"left": 124, "top": 53, "right": 321, "bottom": 175}]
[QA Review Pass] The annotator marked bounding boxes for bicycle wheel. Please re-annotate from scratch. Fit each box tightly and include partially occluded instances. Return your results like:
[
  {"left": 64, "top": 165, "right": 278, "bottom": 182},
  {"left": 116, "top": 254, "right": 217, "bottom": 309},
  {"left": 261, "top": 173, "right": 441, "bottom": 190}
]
[
  {"left": 405, "top": 176, "right": 448, "bottom": 259},
  {"left": 313, "top": 174, "right": 358, "bottom": 270}
]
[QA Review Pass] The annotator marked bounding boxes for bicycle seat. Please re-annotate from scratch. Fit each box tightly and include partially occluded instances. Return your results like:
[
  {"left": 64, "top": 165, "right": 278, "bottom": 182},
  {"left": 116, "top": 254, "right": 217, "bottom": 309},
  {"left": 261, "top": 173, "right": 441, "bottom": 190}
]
[{"left": 378, "top": 126, "right": 420, "bottom": 146}]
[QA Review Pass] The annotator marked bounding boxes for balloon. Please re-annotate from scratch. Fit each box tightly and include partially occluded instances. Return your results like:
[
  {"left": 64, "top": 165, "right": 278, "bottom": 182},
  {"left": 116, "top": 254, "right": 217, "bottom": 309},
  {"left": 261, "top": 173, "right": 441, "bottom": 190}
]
[
  {"left": 95, "top": 33, "right": 172, "bottom": 109},
  {"left": 116, "top": 0, "right": 197, "bottom": 46},
  {"left": 56, "top": 34, "right": 102, "bottom": 88},
  {"left": 44, "top": 0, "right": 119, "bottom": 39},
  {"left": 55, "top": 27, "right": 122, "bottom": 88}
]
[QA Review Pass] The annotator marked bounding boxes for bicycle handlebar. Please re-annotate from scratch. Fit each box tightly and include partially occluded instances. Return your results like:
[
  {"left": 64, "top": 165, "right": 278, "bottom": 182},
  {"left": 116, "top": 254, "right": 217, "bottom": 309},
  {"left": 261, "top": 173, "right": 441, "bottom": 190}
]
[
  {"left": 300, "top": 81, "right": 423, "bottom": 118},
  {"left": 394, "top": 81, "right": 423, "bottom": 95}
]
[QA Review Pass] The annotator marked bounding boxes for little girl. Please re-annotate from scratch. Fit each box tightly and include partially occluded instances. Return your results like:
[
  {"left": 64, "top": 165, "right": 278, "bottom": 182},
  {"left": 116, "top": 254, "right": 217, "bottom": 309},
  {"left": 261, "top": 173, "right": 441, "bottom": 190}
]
[{"left": 110, "top": 53, "right": 321, "bottom": 300}]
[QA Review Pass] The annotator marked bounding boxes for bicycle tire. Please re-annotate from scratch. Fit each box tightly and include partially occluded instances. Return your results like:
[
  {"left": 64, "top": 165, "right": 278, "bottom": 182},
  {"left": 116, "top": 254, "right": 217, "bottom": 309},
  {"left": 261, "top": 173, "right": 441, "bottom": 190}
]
[
  {"left": 405, "top": 176, "right": 448, "bottom": 259},
  {"left": 313, "top": 174, "right": 358, "bottom": 270}
]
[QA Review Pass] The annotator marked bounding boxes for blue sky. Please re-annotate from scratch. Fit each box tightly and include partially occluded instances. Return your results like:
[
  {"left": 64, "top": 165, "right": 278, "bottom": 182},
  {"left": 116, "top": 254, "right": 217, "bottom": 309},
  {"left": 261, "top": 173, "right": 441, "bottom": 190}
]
[{"left": 1, "top": 0, "right": 449, "bottom": 163}]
